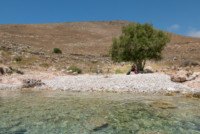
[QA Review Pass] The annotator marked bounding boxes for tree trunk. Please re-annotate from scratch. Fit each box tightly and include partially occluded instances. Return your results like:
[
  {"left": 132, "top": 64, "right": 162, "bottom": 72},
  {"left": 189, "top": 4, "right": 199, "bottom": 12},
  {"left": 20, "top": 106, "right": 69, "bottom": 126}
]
[{"left": 135, "top": 60, "right": 146, "bottom": 71}]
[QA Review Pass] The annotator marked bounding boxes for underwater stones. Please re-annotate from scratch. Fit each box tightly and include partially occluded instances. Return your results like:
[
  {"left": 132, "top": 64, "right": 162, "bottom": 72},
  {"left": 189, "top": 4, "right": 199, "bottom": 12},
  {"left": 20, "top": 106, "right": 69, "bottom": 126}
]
[
  {"left": 150, "top": 102, "right": 177, "bottom": 109},
  {"left": 193, "top": 92, "right": 200, "bottom": 98},
  {"left": 165, "top": 92, "right": 176, "bottom": 96},
  {"left": 83, "top": 118, "right": 108, "bottom": 131},
  {"left": 137, "top": 130, "right": 168, "bottom": 134}
]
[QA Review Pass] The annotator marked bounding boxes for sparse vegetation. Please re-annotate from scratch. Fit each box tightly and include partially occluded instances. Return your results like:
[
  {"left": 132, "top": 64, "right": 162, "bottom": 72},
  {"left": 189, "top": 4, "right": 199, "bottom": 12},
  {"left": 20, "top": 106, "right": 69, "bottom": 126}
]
[
  {"left": 9, "top": 66, "right": 13, "bottom": 71},
  {"left": 180, "top": 59, "right": 199, "bottom": 67},
  {"left": 102, "top": 54, "right": 110, "bottom": 57},
  {"left": 0, "top": 67, "right": 4, "bottom": 74},
  {"left": 14, "top": 56, "right": 22, "bottom": 62},
  {"left": 68, "top": 66, "right": 82, "bottom": 74},
  {"left": 91, "top": 69, "right": 103, "bottom": 74},
  {"left": 15, "top": 56, "right": 37, "bottom": 66},
  {"left": 40, "top": 63, "right": 50, "bottom": 68},
  {"left": 91, "top": 61, "right": 98, "bottom": 64},
  {"left": 0, "top": 21, "right": 200, "bottom": 75},
  {"left": 53, "top": 48, "right": 62, "bottom": 54},
  {"left": 16, "top": 70, "right": 24, "bottom": 75},
  {"left": 115, "top": 69, "right": 124, "bottom": 74}
]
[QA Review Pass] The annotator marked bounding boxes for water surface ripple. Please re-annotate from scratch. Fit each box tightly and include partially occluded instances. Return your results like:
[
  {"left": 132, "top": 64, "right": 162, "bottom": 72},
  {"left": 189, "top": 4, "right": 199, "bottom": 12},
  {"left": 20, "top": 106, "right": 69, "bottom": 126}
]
[{"left": 0, "top": 91, "right": 200, "bottom": 134}]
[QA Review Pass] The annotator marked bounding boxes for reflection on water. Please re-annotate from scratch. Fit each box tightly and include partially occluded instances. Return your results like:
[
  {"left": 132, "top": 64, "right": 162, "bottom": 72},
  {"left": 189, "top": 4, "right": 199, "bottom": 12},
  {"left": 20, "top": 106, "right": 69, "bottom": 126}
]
[{"left": 0, "top": 91, "right": 200, "bottom": 134}]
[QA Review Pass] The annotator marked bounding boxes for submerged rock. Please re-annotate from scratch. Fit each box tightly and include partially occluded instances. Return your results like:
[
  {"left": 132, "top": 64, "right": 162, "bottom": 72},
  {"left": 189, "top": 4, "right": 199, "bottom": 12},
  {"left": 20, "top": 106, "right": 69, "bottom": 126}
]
[
  {"left": 137, "top": 130, "right": 168, "bottom": 134},
  {"left": 83, "top": 118, "right": 108, "bottom": 131},
  {"left": 150, "top": 102, "right": 177, "bottom": 109},
  {"left": 193, "top": 92, "right": 200, "bottom": 98}
]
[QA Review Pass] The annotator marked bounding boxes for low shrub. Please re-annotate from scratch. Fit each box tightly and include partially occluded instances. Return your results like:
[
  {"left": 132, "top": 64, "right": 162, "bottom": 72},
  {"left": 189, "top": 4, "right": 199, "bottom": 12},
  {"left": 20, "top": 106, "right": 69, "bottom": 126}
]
[
  {"left": 180, "top": 59, "right": 199, "bottom": 67},
  {"left": 0, "top": 67, "right": 4, "bottom": 74},
  {"left": 68, "top": 66, "right": 82, "bottom": 74},
  {"left": 115, "top": 69, "right": 124, "bottom": 74},
  {"left": 91, "top": 69, "right": 103, "bottom": 74},
  {"left": 14, "top": 56, "right": 22, "bottom": 62},
  {"left": 7, "top": 72, "right": 13, "bottom": 75},
  {"left": 102, "top": 54, "right": 110, "bottom": 57},
  {"left": 53, "top": 48, "right": 62, "bottom": 54},
  {"left": 16, "top": 70, "right": 24, "bottom": 75},
  {"left": 9, "top": 66, "right": 13, "bottom": 71},
  {"left": 91, "top": 60, "right": 98, "bottom": 64}
]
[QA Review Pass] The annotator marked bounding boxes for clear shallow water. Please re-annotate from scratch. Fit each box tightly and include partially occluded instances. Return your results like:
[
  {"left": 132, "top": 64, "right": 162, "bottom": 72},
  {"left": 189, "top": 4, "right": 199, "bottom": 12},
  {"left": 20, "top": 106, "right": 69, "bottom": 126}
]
[{"left": 0, "top": 91, "right": 200, "bottom": 134}]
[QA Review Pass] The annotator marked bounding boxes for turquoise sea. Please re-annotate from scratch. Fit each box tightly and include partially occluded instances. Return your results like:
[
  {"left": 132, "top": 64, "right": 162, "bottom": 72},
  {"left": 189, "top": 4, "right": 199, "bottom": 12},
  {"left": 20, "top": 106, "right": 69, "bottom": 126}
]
[{"left": 0, "top": 91, "right": 200, "bottom": 134}]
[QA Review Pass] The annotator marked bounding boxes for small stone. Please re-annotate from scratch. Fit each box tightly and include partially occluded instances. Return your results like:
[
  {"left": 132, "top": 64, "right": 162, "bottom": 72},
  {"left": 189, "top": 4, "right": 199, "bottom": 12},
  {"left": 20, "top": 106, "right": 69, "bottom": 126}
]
[
  {"left": 72, "top": 72, "right": 78, "bottom": 75},
  {"left": 103, "top": 75, "right": 108, "bottom": 78},
  {"left": 150, "top": 102, "right": 177, "bottom": 109}
]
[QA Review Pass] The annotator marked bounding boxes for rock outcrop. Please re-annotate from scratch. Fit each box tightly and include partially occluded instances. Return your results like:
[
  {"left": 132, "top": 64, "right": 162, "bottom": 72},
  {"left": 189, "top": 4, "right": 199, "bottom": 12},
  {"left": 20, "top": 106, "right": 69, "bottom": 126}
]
[
  {"left": 144, "top": 66, "right": 153, "bottom": 72},
  {"left": 170, "top": 70, "right": 200, "bottom": 83},
  {"left": 22, "top": 79, "right": 45, "bottom": 88},
  {"left": 0, "top": 66, "right": 12, "bottom": 75}
]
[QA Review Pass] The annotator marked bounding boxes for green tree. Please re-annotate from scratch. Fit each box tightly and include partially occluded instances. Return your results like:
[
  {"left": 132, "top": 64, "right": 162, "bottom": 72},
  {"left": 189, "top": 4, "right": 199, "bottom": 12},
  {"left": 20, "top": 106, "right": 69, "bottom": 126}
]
[{"left": 110, "top": 22, "right": 171, "bottom": 71}]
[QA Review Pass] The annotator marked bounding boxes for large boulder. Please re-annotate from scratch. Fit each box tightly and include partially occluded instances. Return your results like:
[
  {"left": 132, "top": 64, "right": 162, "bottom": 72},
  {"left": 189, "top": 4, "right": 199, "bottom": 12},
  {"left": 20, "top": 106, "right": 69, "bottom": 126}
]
[
  {"left": 144, "top": 66, "right": 153, "bottom": 72},
  {"left": 171, "top": 70, "right": 188, "bottom": 82},
  {"left": 171, "top": 71, "right": 200, "bottom": 82}
]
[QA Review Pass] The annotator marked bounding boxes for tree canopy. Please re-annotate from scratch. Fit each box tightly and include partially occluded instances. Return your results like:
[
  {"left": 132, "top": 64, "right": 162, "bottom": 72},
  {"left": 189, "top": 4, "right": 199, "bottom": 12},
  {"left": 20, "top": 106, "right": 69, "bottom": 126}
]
[{"left": 110, "top": 22, "right": 171, "bottom": 71}]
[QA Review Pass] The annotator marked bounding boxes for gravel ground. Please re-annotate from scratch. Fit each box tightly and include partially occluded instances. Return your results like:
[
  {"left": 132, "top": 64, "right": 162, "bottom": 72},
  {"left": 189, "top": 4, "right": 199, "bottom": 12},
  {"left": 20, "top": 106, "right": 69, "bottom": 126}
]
[
  {"left": 0, "top": 84, "right": 20, "bottom": 90},
  {"left": 42, "top": 74, "right": 200, "bottom": 93},
  {"left": 0, "top": 73, "right": 199, "bottom": 93}
]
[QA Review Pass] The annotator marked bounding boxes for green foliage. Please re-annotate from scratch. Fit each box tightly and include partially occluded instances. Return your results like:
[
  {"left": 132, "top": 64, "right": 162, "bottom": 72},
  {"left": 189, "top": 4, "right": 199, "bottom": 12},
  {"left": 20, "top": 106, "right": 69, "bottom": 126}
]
[
  {"left": 115, "top": 69, "right": 124, "bottom": 74},
  {"left": 110, "top": 22, "right": 171, "bottom": 71},
  {"left": 68, "top": 66, "right": 82, "bottom": 74},
  {"left": 16, "top": 70, "right": 24, "bottom": 75},
  {"left": 53, "top": 48, "right": 62, "bottom": 54},
  {"left": 181, "top": 59, "right": 199, "bottom": 67},
  {"left": 9, "top": 66, "right": 13, "bottom": 71},
  {"left": 14, "top": 56, "right": 22, "bottom": 62}
]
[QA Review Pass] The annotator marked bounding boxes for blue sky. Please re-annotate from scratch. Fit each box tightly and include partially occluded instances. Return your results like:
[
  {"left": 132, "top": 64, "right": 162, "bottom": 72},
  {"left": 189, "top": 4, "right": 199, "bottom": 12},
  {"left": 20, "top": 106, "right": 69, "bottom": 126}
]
[{"left": 1, "top": 0, "right": 200, "bottom": 37}]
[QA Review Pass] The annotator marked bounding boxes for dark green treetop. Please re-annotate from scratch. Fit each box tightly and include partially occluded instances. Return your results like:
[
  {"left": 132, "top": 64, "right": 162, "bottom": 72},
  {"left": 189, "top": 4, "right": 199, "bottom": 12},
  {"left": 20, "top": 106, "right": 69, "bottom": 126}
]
[{"left": 110, "top": 22, "right": 171, "bottom": 71}]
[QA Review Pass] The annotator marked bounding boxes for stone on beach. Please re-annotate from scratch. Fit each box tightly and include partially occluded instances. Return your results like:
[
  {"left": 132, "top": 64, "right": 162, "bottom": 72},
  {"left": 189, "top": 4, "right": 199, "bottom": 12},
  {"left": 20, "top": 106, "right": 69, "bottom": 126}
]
[{"left": 144, "top": 66, "right": 153, "bottom": 72}]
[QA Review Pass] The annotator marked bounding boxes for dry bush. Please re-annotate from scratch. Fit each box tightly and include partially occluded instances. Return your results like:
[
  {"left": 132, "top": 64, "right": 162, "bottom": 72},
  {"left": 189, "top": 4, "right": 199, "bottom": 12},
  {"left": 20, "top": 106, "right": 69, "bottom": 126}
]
[{"left": 180, "top": 59, "right": 199, "bottom": 67}]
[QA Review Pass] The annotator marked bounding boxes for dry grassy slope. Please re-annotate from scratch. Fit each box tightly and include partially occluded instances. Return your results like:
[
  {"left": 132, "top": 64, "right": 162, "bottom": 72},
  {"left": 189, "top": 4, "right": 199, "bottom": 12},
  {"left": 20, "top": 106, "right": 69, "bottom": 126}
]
[{"left": 0, "top": 20, "right": 200, "bottom": 60}]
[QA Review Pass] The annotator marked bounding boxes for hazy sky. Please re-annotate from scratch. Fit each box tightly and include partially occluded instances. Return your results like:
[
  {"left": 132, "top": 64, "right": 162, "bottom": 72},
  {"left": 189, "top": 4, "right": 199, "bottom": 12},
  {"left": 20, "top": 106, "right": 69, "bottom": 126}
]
[{"left": 1, "top": 0, "right": 200, "bottom": 37}]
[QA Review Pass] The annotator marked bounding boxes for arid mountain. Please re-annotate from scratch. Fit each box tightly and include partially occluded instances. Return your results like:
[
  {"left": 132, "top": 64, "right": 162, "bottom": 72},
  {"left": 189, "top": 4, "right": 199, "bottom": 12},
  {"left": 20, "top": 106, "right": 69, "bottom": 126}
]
[{"left": 0, "top": 20, "right": 200, "bottom": 61}]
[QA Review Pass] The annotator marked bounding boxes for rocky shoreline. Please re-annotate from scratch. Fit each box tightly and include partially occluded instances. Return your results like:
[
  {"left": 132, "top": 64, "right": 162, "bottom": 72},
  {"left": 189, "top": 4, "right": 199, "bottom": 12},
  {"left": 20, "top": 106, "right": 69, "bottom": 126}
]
[{"left": 0, "top": 73, "right": 200, "bottom": 95}]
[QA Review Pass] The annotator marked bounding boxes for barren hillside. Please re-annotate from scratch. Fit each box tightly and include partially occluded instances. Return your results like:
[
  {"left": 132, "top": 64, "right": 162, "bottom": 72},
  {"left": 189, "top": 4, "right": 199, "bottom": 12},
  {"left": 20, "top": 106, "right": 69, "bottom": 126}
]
[{"left": 0, "top": 20, "right": 199, "bottom": 60}]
